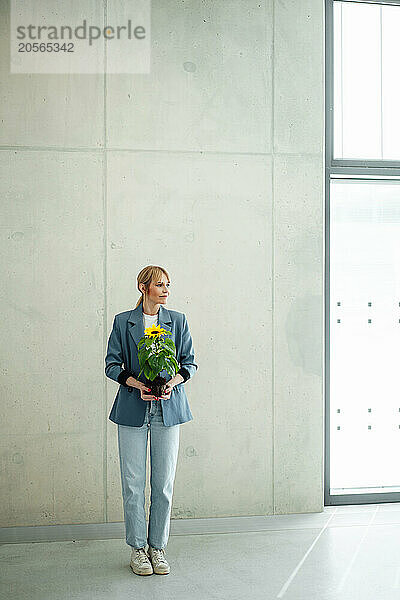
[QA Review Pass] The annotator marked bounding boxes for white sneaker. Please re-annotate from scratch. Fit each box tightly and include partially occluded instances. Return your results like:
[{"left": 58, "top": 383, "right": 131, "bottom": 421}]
[
  {"left": 148, "top": 546, "right": 170, "bottom": 575},
  {"left": 130, "top": 547, "right": 153, "bottom": 576}
]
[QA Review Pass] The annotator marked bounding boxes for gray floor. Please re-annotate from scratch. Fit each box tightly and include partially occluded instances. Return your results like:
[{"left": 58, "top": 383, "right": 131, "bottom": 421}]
[{"left": 1, "top": 504, "right": 400, "bottom": 600}]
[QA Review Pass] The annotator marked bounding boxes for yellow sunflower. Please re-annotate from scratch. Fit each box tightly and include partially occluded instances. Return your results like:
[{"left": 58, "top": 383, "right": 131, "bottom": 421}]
[{"left": 144, "top": 323, "right": 169, "bottom": 338}]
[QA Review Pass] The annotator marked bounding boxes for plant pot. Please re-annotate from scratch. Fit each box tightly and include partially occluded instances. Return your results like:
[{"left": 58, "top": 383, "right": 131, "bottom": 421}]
[{"left": 143, "top": 375, "right": 167, "bottom": 399}]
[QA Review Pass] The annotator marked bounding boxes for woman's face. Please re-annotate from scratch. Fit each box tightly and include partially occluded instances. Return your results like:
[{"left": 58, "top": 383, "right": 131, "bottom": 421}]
[{"left": 142, "top": 276, "right": 170, "bottom": 305}]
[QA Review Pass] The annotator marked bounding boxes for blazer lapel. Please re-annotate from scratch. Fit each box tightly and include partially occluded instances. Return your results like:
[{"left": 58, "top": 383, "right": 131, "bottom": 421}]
[{"left": 128, "top": 303, "right": 172, "bottom": 350}]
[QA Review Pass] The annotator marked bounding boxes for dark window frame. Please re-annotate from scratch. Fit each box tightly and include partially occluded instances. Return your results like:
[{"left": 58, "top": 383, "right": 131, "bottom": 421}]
[{"left": 325, "top": 0, "right": 400, "bottom": 506}]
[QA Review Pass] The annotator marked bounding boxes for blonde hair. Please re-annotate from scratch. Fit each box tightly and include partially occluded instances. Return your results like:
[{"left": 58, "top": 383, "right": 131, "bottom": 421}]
[{"left": 134, "top": 265, "right": 170, "bottom": 308}]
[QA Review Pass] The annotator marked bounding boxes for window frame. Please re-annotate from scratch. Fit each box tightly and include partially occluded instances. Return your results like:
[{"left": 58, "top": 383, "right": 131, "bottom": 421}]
[{"left": 325, "top": 0, "right": 400, "bottom": 506}]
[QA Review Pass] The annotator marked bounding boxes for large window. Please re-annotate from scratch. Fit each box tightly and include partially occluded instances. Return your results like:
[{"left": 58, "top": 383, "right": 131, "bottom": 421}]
[{"left": 326, "top": 0, "right": 400, "bottom": 506}]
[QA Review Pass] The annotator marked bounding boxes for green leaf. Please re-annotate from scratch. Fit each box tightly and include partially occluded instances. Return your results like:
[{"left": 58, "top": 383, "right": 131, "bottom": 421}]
[
  {"left": 163, "top": 338, "right": 176, "bottom": 352},
  {"left": 138, "top": 346, "right": 152, "bottom": 369},
  {"left": 165, "top": 356, "right": 179, "bottom": 375},
  {"left": 148, "top": 355, "right": 159, "bottom": 370},
  {"left": 144, "top": 364, "right": 153, "bottom": 379}
]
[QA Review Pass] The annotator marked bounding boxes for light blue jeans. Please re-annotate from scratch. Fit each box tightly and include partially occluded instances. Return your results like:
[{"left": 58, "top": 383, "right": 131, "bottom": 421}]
[{"left": 117, "top": 399, "right": 180, "bottom": 550}]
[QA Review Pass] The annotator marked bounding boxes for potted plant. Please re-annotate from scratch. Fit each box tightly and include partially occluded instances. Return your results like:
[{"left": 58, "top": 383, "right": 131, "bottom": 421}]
[{"left": 137, "top": 323, "right": 179, "bottom": 399}]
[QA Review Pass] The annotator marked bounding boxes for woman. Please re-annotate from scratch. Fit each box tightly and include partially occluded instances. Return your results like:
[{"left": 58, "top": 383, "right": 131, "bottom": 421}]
[{"left": 105, "top": 265, "right": 198, "bottom": 576}]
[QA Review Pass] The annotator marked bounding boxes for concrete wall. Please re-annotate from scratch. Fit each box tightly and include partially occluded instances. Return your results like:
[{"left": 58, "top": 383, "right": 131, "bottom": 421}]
[{"left": 0, "top": 0, "right": 324, "bottom": 528}]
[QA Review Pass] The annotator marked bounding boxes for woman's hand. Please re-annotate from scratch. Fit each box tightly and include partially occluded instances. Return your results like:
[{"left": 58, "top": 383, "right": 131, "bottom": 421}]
[
  {"left": 138, "top": 382, "right": 158, "bottom": 402},
  {"left": 157, "top": 376, "right": 182, "bottom": 400},
  {"left": 158, "top": 383, "right": 173, "bottom": 401},
  {"left": 137, "top": 376, "right": 183, "bottom": 401},
  {"left": 127, "top": 377, "right": 156, "bottom": 402}
]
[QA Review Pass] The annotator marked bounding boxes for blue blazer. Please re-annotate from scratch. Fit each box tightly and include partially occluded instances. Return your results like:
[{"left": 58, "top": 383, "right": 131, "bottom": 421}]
[{"left": 105, "top": 303, "right": 198, "bottom": 427}]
